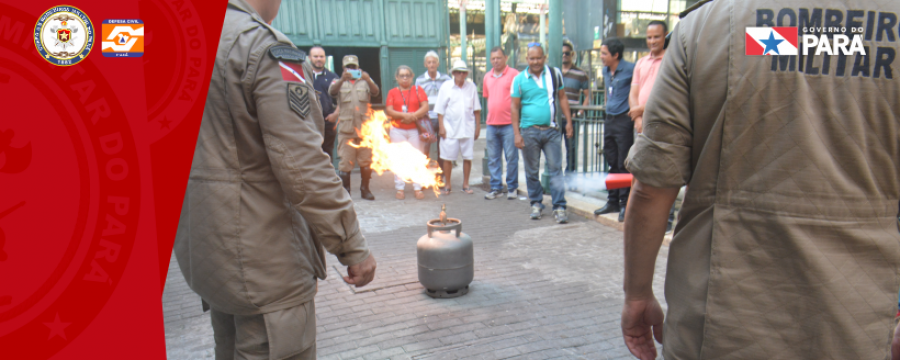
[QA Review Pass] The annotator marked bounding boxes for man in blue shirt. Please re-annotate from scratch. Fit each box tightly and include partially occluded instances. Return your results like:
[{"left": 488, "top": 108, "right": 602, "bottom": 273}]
[
  {"left": 594, "top": 38, "right": 635, "bottom": 222},
  {"left": 309, "top": 46, "right": 339, "bottom": 163},
  {"left": 511, "top": 44, "right": 573, "bottom": 224}
]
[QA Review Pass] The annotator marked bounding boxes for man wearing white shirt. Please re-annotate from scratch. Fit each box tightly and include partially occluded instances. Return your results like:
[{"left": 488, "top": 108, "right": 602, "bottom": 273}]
[{"left": 435, "top": 60, "right": 481, "bottom": 194}]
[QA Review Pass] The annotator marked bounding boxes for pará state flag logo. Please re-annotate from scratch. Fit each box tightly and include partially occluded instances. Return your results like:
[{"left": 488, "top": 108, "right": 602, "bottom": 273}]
[{"left": 746, "top": 27, "right": 798, "bottom": 55}]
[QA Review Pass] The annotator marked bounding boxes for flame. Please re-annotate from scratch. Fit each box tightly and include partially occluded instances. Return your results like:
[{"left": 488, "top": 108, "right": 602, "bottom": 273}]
[{"left": 350, "top": 106, "right": 444, "bottom": 196}]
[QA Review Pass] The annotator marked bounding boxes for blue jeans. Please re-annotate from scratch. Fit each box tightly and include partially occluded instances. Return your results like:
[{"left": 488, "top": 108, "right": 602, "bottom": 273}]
[
  {"left": 487, "top": 124, "right": 518, "bottom": 192},
  {"left": 521, "top": 126, "right": 566, "bottom": 210}
]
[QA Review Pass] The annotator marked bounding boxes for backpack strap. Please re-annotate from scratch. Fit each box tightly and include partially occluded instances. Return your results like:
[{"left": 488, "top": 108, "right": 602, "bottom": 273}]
[{"left": 551, "top": 67, "right": 564, "bottom": 128}]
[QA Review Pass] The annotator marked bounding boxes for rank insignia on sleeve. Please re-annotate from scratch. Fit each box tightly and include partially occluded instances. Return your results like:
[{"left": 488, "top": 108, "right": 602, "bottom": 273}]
[
  {"left": 288, "top": 83, "right": 311, "bottom": 119},
  {"left": 269, "top": 45, "right": 306, "bottom": 62}
]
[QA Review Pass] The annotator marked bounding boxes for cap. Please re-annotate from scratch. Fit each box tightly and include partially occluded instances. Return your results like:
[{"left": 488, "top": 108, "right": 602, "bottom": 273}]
[
  {"left": 450, "top": 59, "right": 469, "bottom": 73},
  {"left": 342, "top": 55, "right": 359, "bottom": 67}
]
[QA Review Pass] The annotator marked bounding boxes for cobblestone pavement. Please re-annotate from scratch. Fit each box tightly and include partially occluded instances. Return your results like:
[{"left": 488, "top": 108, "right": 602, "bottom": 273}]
[{"left": 164, "top": 161, "right": 669, "bottom": 359}]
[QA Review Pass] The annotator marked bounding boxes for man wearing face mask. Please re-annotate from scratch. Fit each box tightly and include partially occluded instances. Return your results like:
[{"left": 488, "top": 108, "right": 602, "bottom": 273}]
[{"left": 329, "top": 55, "right": 380, "bottom": 200}]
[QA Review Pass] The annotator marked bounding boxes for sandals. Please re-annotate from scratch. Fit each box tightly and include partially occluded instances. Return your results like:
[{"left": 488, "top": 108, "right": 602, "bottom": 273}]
[
  {"left": 461, "top": 187, "right": 474, "bottom": 194},
  {"left": 440, "top": 187, "right": 452, "bottom": 195},
  {"left": 414, "top": 190, "right": 425, "bottom": 200},
  {"left": 396, "top": 190, "right": 405, "bottom": 200}
]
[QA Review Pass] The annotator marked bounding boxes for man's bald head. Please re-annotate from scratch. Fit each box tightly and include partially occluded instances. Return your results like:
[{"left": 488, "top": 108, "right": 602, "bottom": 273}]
[
  {"left": 309, "top": 46, "right": 327, "bottom": 71},
  {"left": 526, "top": 45, "right": 546, "bottom": 75}
]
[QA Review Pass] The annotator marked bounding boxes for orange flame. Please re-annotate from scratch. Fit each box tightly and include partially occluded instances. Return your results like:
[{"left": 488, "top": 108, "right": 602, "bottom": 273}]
[{"left": 350, "top": 106, "right": 444, "bottom": 196}]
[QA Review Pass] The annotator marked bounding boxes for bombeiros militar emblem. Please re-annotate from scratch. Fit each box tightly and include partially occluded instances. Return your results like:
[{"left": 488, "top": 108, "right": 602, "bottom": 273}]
[{"left": 34, "top": 5, "right": 94, "bottom": 66}]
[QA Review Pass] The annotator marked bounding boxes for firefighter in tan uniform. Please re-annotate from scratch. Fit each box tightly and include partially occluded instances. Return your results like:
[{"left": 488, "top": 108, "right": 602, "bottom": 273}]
[
  {"left": 329, "top": 55, "right": 381, "bottom": 201},
  {"left": 619, "top": 0, "right": 900, "bottom": 359},
  {"left": 174, "top": 0, "right": 376, "bottom": 359}
]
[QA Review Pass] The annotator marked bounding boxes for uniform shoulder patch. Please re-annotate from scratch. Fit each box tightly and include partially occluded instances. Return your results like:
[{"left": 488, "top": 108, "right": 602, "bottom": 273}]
[
  {"left": 269, "top": 45, "right": 306, "bottom": 63},
  {"left": 287, "top": 83, "right": 311, "bottom": 119}
]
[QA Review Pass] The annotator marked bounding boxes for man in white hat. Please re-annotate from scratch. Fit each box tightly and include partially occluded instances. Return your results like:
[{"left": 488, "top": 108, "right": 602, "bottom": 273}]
[{"left": 434, "top": 59, "right": 481, "bottom": 194}]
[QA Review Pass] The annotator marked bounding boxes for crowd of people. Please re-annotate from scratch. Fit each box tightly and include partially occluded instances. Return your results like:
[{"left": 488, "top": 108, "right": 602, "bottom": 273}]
[
  {"left": 309, "top": 41, "right": 621, "bottom": 225},
  {"left": 308, "top": 21, "right": 677, "bottom": 229}
]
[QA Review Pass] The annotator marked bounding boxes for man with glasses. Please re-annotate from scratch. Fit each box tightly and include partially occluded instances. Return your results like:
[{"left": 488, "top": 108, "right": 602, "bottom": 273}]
[
  {"left": 511, "top": 44, "right": 573, "bottom": 223},
  {"left": 561, "top": 41, "right": 590, "bottom": 178}
]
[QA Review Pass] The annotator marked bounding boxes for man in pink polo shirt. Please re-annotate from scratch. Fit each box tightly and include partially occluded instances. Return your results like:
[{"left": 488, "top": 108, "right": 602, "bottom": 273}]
[
  {"left": 629, "top": 20, "right": 667, "bottom": 134},
  {"left": 482, "top": 46, "right": 520, "bottom": 200},
  {"left": 629, "top": 20, "right": 677, "bottom": 233}
]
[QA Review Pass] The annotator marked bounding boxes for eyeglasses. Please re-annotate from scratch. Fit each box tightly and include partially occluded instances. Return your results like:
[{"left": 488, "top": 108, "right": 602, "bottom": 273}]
[
  {"left": 527, "top": 42, "right": 542, "bottom": 48},
  {"left": 562, "top": 51, "right": 573, "bottom": 56},
  {"left": 397, "top": 74, "right": 412, "bottom": 78}
]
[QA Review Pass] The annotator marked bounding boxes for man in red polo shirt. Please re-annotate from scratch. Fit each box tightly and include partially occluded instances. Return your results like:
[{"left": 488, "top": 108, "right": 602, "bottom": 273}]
[{"left": 482, "top": 46, "right": 520, "bottom": 200}]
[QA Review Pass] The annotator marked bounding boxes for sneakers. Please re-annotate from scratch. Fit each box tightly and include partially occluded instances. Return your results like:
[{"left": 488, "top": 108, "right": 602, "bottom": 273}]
[
  {"left": 553, "top": 209, "right": 568, "bottom": 224},
  {"left": 507, "top": 190, "right": 518, "bottom": 200},
  {"left": 484, "top": 190, "right": 504, "bottom": 200},
  {"left": 530, "top": 205, "right": 542, "bottom": 220}
]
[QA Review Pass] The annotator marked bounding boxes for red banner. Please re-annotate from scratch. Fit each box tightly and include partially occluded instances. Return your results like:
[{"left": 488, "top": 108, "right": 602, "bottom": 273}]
[{"left": 0, "top": 1, "right": 225, "bottom": 358}]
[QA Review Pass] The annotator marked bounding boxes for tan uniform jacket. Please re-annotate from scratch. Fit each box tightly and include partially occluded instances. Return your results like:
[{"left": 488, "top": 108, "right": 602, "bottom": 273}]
[
  {"left": 626, "top": 1, "right": 900, "bottom": 358},
  {"left": 174, "top": 0, "right": 370, "bottom": 316},
  {"left": 330, "top": 79, "right": 378, "bottom": 135}
]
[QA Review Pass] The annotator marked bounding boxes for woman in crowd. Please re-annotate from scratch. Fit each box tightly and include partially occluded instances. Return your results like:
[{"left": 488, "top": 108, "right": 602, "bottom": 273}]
[{"left": 384, "top": 65, "right": 430, "bottom": 200}]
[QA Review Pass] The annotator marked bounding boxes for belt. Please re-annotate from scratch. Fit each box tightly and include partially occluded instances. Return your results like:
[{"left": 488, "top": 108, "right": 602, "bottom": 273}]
[{"left": 531, "top": 125, "right": 552, "bottom": 130}]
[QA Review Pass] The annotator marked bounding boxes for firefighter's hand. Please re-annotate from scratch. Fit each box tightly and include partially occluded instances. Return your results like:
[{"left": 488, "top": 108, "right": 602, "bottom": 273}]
[
  {"left": 344, "top": 254, "right": 376, "bottom": 287},
  {"left": 621, "top": 296, "right": 664, "bottom": 360}
]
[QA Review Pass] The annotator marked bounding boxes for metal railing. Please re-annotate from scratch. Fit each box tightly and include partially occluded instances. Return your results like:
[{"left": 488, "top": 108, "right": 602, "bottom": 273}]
[{"left": 567, "top": 105, "right": 609, "bottom": 190}]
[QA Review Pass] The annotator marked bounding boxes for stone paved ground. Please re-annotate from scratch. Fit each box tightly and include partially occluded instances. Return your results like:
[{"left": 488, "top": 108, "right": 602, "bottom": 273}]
[{"left": 164, "top": 137, "right": 669, "bottom": 360}]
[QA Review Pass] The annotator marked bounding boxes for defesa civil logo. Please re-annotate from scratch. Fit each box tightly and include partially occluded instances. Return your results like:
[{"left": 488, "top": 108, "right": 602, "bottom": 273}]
[
  {"left": 34, "top": 5, "right": 94, "bottom": 66},
  {"left": 101, "top": 19, "right": 144, "bottom": 57},
  {"left": 746, "top": 27, "right": 866, "bottom": 56}
]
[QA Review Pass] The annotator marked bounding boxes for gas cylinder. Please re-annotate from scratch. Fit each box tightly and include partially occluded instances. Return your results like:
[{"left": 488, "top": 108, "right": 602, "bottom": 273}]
[{"left": 417, "top": 205, "right": 473, "bottom": 298}]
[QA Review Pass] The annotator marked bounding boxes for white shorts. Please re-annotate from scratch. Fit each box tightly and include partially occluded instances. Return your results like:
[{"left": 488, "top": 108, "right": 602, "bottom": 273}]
[{"left": 439, "top": 137, "right": 474, "bottom": 161}]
